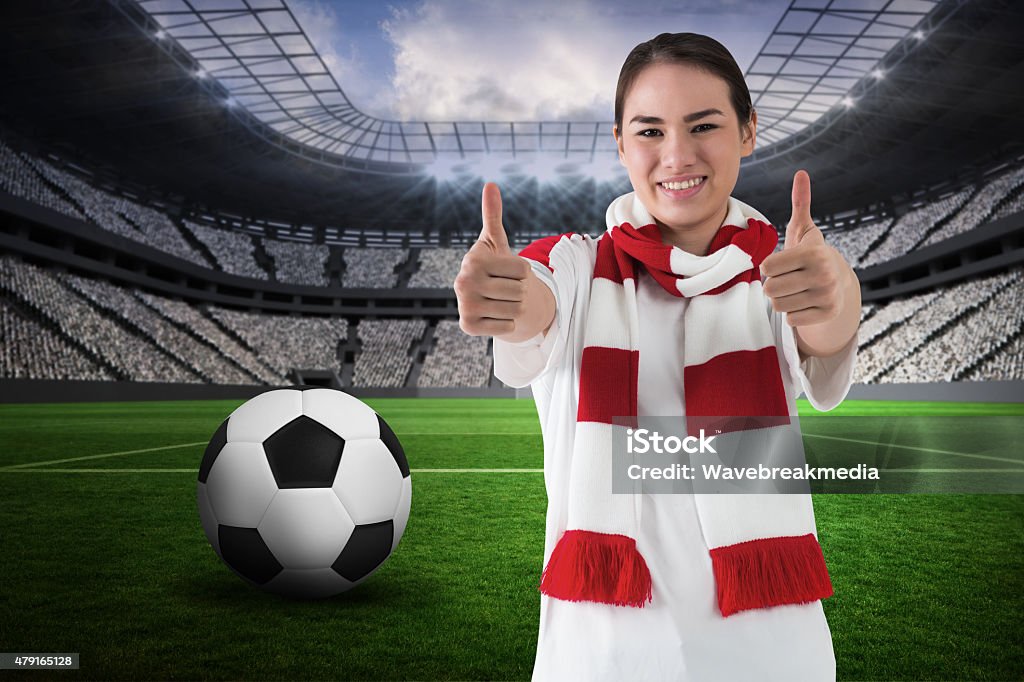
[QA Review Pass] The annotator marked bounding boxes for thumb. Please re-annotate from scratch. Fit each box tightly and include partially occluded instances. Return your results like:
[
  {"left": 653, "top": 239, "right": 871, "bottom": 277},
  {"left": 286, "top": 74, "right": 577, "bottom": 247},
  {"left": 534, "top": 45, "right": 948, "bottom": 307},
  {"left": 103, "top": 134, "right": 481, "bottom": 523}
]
[
  {"left": 784, "top": 169, "right": 814, "bottom": 250},
  {"left": 479, "top": 182, "right": 510, "bottom": 252}
]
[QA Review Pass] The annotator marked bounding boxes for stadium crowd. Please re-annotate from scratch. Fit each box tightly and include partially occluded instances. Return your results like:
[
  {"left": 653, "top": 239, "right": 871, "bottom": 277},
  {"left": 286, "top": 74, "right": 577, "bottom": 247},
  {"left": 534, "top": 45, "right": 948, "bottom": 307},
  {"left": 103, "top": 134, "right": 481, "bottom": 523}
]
[
  {"left": 182, "top": 220, "right": 269, "bottom": 280},
  {"left": 880, "top": 270, "right": 1024, "bottom": 383},
  {"left": 824, "top": 219, "right": 892, "bottom": 268},
  {"left": 263, "top": 239, "right": 330, "bottom": 286},
  {"left": 858, "top": 188, "right": 973, "bottom": 268},
  {"left": 3, "top": 138, "right": 1024, "bottom": 388},
  {"left": 0, "top": 297, "right": 112, "bottom": 381},
  {"left": 1, "top": 251, "right": 1022, "bottom": 386},
  {"left": 0, "top": 140, "right": 84, "bottom": 220},
  {"left": 417, "top": 319, "right": 492, "bottom": 387},
  {"left": 136, "top": 292, "right": 286, "bottom": 385},
  {"left": 208, "top": 306, "right": 348, "bottom": 376},
  {"left": 855, "top": 271, "right": 1015, "bottom": 382},
  {"left": 112, "top": 198, "right": 208, "bottom": 267},
  {"left": 0, "top": 256, "right": 200, "bottom": 382},
  {"left": 341, "top": 248, "right": 408, "bottom": 288},
  {"left": 407, "top": 248, "right": 463, "bottom": 288},
  {"left": 61, "top": 274, "right": 254, "bottom": 385},
  {"left": 351, "top": 318, "right": 426, "bottom": 387},
  {"left": 921, "top": 166, "right": 1024, "bottom": 247}
]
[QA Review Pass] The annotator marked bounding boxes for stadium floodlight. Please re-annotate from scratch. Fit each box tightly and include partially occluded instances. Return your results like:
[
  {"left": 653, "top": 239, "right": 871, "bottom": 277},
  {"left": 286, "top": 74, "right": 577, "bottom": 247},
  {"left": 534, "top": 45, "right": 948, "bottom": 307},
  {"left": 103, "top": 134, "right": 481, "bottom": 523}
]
[
  {"left": 841, "top": 96, "right": 856, "bottom": 108},
  {"left": 871, "top": 68, "right": 885, "bottom": 80},
  {"left": 195, "top": 68, "right": 208, "bottom": 80},
  {"left": 912, "top": 29, "right": 927, "bottom": 41},
  {"left": 154, "top": 28, "right": 166, "bottom": 41}
]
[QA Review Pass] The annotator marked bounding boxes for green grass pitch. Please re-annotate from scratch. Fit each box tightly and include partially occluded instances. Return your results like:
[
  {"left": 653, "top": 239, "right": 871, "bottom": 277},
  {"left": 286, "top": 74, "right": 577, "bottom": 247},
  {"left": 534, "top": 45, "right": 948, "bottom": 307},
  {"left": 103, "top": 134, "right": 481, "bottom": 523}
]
[{"left": 0, "top": 398, "right": 1021, "bottom": 681}]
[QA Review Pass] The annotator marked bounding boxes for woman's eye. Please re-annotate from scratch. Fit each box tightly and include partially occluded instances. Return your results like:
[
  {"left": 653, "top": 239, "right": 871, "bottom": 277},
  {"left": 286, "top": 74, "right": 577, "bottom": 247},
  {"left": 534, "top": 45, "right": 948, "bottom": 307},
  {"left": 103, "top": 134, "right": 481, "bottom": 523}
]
[
  {"left": 693, "top": 123, "right": 718, "bottom": 133},
  {"left": 638, "top": 128, "right": 662, "bottom": 137}
]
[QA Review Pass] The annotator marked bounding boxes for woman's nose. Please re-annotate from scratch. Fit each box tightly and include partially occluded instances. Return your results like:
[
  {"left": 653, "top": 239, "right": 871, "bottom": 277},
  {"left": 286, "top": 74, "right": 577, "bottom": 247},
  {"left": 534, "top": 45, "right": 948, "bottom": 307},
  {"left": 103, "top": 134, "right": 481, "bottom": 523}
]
[{"left": 661, "top": 132, "right": 698, "bottom": 169}]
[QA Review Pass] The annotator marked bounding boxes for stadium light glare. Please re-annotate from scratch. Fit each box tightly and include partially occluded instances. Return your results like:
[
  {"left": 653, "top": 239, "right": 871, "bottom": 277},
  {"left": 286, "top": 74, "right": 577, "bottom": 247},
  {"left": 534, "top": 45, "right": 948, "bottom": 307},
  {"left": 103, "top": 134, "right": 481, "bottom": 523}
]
[
  {"left": 528, "top": 159, "right": 563, "bottom": 184},
  {"left": 426, "top": 156, "right": 471, "bottom": 183},
  {"left": 871, "top": 68, "right": 885, "bottom": 80},
  {"left": 194, "top": 68, "right": 209, "bottom": 80},
  {"left": 224, "top": 97, "right": 237, "bottom": 108},
  {"left": 841, "top": 96, "right": 855, "bottom": 108},
  {"left": 154, "top": 29, "right": 167, "bottom": 41},
  {"left": 589, "top": 160, "right": 627, "bottom": 185},
  {"left": 475, "top": 156, "right": 511, "bottom": 183},
  {"left": 912, "top": 29, "right": 926, "bottom": 41}
]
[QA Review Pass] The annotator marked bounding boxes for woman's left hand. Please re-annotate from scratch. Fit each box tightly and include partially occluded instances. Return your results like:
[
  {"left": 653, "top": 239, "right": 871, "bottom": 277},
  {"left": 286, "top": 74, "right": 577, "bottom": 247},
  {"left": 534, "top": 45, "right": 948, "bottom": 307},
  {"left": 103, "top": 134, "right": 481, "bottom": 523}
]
[{"left": 760, "top": 170, "right": 852, "bottom": 328}]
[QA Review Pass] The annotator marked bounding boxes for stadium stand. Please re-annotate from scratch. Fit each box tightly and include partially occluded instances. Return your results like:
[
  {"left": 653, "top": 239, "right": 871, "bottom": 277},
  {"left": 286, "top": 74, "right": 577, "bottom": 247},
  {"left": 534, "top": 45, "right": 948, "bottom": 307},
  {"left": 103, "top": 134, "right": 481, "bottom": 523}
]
[
  {"left": 881, "top": 270, "right": 1024, "bottom": 383},
  {"left": 0, "top": 140, "right": 84, "bottom": 220},
  {"left": 824, "top": 218, "right": 892, "bottom": 268},
  {"left": 0, "top": 297, "right": 114, "bottom": 381},
  {"left": 0, "top": 256, "right": 201, "bottom": 383},
  {"left": 207, "top": 306, "right": 348, "bottom": 376},
  {"left": 342, "top": 247, "right": 409, "bottom": 288},
  {"left": 62, "top": 273, "right": 255, "bottom": 385},
  {"left": 920, "top": 165, "right": 1024, "bottom": 247},
  {"left": 352, "top": 318, "right": 426, "bottom": 387},
  {"left": 855, "top": 269, "right": 1022, "bottom": 383},
  {"left": 990, "top": 185, "right": 1024, "bottom": 221},
  {"left": 263, "top": 238, "right": 330, "bottom": 286},
  {"left": 135, "top": 291, "right": 287, "bottom": 386},
  {"left": 417, "top": 319, "right": 491, "bottom": 387},
  {"left": 112, "top": 197, "right": 209, "bottom": 267},
  {"left": 967, "top": 333, "right": 1024, "bottom": 381},
  {"left": 182, "top": 219, "right": 269, "bottom": 280},
  {"left": 408, "top": 247, "right": 463, "bottom": 288},
  {"left": 4, "top": 136, "right": 1024, "bottom": 389},
  {"left": 858, "top": 187, "right": 973, "bottom": 268},
  {"left": 26, "top": 157, "right": 142, "bottom": 241}
]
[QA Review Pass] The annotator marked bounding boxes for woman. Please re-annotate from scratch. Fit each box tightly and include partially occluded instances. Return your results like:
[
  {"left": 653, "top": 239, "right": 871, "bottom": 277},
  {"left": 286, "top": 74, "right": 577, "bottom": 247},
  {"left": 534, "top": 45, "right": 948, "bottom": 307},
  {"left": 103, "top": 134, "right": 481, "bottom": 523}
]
[{"left": 456, "top": 32, "right": 860, "bottom": 681}]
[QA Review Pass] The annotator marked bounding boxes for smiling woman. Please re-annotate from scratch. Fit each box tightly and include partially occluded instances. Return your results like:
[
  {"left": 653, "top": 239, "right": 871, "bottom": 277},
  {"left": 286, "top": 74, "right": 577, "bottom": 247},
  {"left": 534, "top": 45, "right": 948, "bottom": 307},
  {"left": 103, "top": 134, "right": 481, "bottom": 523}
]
[
  {"left": 455, "top": 31, "right": 863, "bottom": 682},
  {"left": 613, "top": 62, "right": 754, "bottom": 255}
]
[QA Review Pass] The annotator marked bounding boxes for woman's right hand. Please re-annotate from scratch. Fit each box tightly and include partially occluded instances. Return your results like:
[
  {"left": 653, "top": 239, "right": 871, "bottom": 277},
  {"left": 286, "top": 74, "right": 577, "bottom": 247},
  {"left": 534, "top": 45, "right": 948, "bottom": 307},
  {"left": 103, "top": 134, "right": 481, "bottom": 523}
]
[{"left": 455, "top": 182, "right": 555, "bottom": 342}]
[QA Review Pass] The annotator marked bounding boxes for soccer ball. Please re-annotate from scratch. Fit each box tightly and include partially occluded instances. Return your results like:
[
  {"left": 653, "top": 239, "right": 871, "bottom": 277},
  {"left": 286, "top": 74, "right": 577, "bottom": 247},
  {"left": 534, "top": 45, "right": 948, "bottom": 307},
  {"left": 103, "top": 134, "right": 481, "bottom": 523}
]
[{"left": 196, "top": 387, "right": 411, "bottom": 598}]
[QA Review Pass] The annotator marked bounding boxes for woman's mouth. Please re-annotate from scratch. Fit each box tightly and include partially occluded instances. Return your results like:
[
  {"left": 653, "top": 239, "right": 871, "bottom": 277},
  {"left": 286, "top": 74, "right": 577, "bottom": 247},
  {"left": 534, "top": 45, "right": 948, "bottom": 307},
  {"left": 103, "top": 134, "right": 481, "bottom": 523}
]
[{"left": 658, "top": 176, "right": 707, "bottom": 199}]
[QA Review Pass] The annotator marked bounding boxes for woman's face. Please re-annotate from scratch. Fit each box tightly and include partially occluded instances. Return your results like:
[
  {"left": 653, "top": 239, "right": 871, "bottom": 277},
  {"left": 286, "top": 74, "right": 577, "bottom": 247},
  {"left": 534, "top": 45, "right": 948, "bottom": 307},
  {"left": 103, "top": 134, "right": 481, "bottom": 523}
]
[{"left": 614, "top": 61, "right": 756, "bottom": 250}]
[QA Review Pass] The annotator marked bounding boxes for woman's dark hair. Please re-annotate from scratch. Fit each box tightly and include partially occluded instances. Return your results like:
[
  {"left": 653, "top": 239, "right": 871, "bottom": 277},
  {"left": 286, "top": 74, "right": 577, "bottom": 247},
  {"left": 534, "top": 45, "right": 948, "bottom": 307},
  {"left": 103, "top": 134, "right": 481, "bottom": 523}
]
[{"left": 614, "top": 32, "right": 753, "bottom": 134}]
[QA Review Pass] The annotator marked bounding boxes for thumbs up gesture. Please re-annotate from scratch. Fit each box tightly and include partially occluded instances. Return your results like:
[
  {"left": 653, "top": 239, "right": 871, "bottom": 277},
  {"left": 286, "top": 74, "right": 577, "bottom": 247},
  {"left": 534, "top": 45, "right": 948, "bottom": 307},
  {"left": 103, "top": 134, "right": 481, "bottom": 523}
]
[
  {"left": 455, "top": 182, "right": 534, "bottom": 338},
  {"left": 761, "top": 170, "right": 851, "bottom": 328}
]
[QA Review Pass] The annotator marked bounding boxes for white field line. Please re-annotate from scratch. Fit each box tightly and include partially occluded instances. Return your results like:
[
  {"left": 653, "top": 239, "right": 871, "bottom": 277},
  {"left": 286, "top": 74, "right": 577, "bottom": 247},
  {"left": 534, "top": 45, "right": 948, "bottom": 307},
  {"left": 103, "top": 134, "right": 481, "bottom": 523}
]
[
  {"left": 0, "top": 442, "right": 207, "bottom": 471},
  {"left": 802, "top": 433, "right": 1024, "bottom": 466},
  {"left": 4, "top": 432, "right": 1021, "bottom": 472},
  {"left": 0, "top": 468, "right": 544, "bottom": 473},
  {"left": 2, "top": 468, "right": 1023, "bottom": 475},
  {"left": 878, "top": 469, "right": 1024, "bottom": 473}
]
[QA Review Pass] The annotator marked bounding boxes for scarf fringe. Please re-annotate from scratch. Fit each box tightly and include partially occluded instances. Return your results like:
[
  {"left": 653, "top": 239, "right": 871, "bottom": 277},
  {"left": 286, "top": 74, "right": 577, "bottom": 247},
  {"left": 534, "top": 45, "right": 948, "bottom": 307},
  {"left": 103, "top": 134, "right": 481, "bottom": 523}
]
[
  {"left": 540, "top": 530, "right": 653, "bottom": 608},
  {"left": 709, "top": 533, "right": 833, "bottom": 617}
]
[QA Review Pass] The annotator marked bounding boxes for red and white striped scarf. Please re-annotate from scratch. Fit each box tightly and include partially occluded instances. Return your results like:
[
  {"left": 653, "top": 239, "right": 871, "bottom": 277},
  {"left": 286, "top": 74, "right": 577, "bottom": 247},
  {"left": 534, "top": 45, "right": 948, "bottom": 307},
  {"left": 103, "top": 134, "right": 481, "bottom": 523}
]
[{"left": 533, "top": 192, "right": 832, "bottom": 616}]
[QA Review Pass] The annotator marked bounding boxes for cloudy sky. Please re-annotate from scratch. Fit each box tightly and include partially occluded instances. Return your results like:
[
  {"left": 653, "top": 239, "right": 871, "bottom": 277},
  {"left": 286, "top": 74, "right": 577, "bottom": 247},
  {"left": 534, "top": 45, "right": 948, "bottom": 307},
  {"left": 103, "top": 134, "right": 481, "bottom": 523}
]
[{"left": 287, "top": 0, "right": 790, "bottom": 121}]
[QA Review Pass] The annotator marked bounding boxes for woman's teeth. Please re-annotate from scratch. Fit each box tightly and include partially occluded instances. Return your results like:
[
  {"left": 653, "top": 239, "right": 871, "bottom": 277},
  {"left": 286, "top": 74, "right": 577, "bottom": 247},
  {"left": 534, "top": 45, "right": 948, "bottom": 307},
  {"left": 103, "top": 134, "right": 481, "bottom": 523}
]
[{"left": 661, "top": 177, "right": 705, "bottom": 190}]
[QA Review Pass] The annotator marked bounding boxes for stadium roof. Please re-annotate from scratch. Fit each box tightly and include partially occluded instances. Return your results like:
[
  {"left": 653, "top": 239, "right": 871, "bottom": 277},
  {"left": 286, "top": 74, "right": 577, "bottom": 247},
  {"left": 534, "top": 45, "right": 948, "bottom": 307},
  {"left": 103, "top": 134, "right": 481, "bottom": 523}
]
[
  {"left": 0, "top": 0, "right": 1021, "bottom": 240},
  {"left": 124, "top": 0, "right": 942, "bottom": 173}
]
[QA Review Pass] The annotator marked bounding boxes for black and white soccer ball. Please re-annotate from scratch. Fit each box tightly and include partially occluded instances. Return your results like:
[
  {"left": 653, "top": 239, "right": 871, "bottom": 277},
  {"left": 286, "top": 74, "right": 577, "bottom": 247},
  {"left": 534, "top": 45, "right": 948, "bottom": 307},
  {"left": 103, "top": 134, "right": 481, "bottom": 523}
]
[{"left": 196, "top": 387, "right": 411, "bottom": 598}]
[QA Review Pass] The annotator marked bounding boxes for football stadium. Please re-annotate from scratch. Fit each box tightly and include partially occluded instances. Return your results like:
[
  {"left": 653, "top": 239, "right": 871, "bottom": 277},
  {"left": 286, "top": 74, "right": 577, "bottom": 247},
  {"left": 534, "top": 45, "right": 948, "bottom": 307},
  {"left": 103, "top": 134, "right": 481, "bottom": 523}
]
[{"left": 0, "top": 0, "right": 1022, "bottom": 680}]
